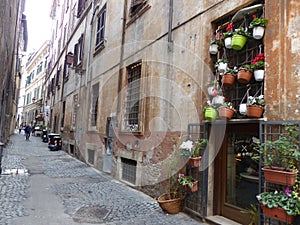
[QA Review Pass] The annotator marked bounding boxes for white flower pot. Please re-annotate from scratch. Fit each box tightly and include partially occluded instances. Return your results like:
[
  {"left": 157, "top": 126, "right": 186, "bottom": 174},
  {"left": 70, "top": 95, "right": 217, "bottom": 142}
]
[
  {"left": 239, "top": 103, "right": 247, "bottom": 115},
  {"left": 254, "top": 69, "right": 265, "bottom": 81},
  {"left": 224, "top": 37, "right": 232, "bottom": 49},
  {"left": 209, "top": 44, "right": 218, "bottom": 54},
  {"left": 218, "top": 62, "right": 228, "bottom": 73},
  {"left": 207, "top": 86, "right": 214, "bottom": 96},
  {"left": 253, "top": 26, "right": 265, "bottom": 40},
  {"left": 212, "top": 95, "right": 224, "bottom": 105}
]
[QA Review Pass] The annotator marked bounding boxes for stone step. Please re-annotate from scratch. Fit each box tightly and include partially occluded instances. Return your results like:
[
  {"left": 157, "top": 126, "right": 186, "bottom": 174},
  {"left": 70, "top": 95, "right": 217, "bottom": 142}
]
[{"left": 206, "top": 215, "right": 242, "bottom": 225}]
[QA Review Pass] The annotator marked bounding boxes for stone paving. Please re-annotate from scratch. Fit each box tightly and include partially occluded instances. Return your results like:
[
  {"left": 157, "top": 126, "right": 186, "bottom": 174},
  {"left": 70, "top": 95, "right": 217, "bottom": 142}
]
[{"left": 0, "top": 133, "right": 207, "bottom": 225}]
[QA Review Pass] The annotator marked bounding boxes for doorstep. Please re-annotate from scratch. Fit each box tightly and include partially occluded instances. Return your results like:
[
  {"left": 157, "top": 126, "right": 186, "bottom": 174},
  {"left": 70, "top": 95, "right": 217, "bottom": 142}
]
[{"left": 205, "top": 215, "right": 242, "bottom": 225}]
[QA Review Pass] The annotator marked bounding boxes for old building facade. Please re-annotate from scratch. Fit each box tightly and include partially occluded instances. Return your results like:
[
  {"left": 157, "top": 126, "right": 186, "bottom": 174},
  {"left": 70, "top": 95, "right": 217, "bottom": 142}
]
[
  {"left": 43, "top": 0, "right": 300, "bottom": 224},
  {"left": 0, "top": 0, "right": 27, "bottom": 143}
]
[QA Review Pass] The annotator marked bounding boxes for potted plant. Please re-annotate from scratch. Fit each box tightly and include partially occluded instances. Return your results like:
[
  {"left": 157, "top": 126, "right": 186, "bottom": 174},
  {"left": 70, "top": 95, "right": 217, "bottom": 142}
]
[
  {"left": 215, "top": 58, "right": 228, "bottom": 73},
  {"left": 222, "top": 23, "right": 233, "bottom": 49},
  {"left": 222, "top": 68, "right": 238, "bottom": 86},
  {"left": 204, "top": 101, "right": 218, "bottom": 121},
  {"left": 251, "top": 124, "right": 300, "bottom": 186},
  {"left": 206, "top": 80, "right": 218, "bottom": 96},
  {"left": 209, "top": 36, "right": 223, "bottom": 55},
  {"left": 257, "top": 187, "right": 300, "bottom": 223},
  {"left": 249, "top": 15, "right": 268, "bottom": 40},
  {"left": 218, "top": 101, "right": 236, "bottom": 120},
  {"left": 180, "top": 139, "right": 208, "bottom": 167},
  {"left": 237, "top": 64, "right": 253, "bottom": 84},
  {"left": 231, "top": 27, "right": 251, "bottom": 50},
  {"left": 246, "top": 95, "right": 265, "bottom": 118},
  {"left": 251, "top": 53, "right": 265, "bottom": 81},
  {"left": 178, "top": 173, "right": 198, "bottom": 192}
]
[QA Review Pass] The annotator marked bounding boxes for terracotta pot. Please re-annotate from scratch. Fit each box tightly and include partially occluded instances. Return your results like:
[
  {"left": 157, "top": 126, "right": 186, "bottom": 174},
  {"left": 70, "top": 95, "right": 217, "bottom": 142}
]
[
  {"left": 187, "top": 156, "right": 201, "bottom": 167},
  {"left": 222, "top": 73, "right": 236, "bottom": 86},
  {"left": 184, "top": 181, "right": 198, "bottom": 193},
  {"left": 260, "top": 203, "right": 295, "bottom": 224},
  {"left": 157, "top": 193, "right": 183, "bottom": 214},
  {"left": 246, "top": 105, "right": 263, "bottom": 118},
  {"left": 262, "top": 167, "right": 298, "bottom": 186},
  {"left": 218, "top": 106, "right": 235, "bottom": 120},
  {"left": 237, "top": 69, "right": 253, "bottom": 84}
]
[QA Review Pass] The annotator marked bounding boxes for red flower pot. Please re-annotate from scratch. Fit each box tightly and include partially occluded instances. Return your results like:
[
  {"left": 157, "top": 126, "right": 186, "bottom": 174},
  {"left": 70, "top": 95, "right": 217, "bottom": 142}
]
[
  {"left": 262, "top": 167, "right": 298, "bottom": 186},
  {"left": 260, "top": 203, "right": 295, "bottom": 224},
  {"left": 187, "top": 157, "right": 201, "bottom": 167},
  {"left": 184, "top": 181, "right": 198, "bottom": 193}
]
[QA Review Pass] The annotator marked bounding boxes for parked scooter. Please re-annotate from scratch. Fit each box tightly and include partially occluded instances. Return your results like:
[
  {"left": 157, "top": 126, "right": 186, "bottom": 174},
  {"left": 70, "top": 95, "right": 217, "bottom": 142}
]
[{"left": 42, "top": 129, "right": 48, "bottom": 142}]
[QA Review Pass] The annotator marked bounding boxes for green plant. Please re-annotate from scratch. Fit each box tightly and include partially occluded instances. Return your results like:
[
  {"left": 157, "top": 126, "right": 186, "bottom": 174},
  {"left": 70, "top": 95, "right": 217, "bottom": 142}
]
[
  {"left": 247, "top": 95, "right": 265, "bottom": 106},
  {"left": 257, "top": 186, "right": 300, "bottom": 216},
  {"left": 249, "top": 16, "right": 268, "bottom": 28},
  {"left": 233, "top": 27, "right": 252, "bottom": 38},
  {"left": 210, "top": 36, "right": 224, "bottom": 48},
  {"left": 192, "top": 139, "right": 208, "bottom": 158},
  {"left": 178, "top": 173, "right": 197, "bottom": 188},
  {"left": 215, "top": 58, "right": 228, "bottom": 66},
  {"left": 224, "top": 68, "right": 238, "bottom": 76},
  {"left": 251, "top": 124, "right": 300, "bottom": 171},
  {"left": 219, "top": 101, "right": 236, "bottom": 112},
  {"left": 239, "top": 64, "right": 253, "bottom": 72},
  {"left": 240, "top": 204, "right": 258, "bottom": 225}
]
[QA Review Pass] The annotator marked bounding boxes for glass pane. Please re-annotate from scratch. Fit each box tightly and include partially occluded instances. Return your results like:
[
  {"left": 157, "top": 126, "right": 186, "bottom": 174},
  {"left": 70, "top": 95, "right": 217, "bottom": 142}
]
[{"left": 226, "top": 134, "right": 259, "bottom": 209}]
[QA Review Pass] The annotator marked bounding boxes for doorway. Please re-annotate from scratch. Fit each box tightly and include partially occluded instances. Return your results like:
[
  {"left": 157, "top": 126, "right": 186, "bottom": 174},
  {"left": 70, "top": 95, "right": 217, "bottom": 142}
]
[{"left": 214, "top": 123, "right": 259, "bottom": 224}]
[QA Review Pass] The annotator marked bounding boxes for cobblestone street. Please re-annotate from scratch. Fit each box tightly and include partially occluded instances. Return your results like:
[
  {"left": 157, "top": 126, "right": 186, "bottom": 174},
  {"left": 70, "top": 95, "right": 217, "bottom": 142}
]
[{"left": 0, "top": 133, "right": 207, "bottom": 225}]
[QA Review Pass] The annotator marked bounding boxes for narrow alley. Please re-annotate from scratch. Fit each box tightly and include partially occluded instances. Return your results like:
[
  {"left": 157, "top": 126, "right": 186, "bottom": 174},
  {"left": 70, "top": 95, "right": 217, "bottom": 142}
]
[{"left": 0, "top": 133, "right": 206, "bottom": 225}]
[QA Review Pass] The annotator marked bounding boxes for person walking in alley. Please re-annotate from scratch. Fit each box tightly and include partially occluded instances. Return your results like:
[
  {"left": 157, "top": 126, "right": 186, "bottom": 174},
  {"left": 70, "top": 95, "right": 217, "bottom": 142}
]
[{"left": 24, "top": 124, "right": 31, "bottom": 141}]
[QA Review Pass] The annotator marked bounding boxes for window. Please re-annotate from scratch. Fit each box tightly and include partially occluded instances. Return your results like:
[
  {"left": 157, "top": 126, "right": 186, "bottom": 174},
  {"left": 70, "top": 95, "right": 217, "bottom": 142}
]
[
  {"left": 91, "top": 83, "right": 99, "bottom": 127},
  {"left": 73, "top": 34, "right": 84, "bottom": 66},
  {"left": 121, "top": 157, "right": 137, "bottom": 184},
  {"left": 130, "top": 0, "right": 146, "bottom": 15},
  {"left": 56, "top": 66, "right": 61, "bottom": 88},
  {"left": 61, "top": 101, "right": 66, "bottom": 128},
  {"left": 95, "top": 5, "right": 106, "bottom": 49},
  {"left": 77, "top": 0, "right": 87, "bottom": 18},
  {"left": 125, "top": 62, "right": 141, "bottom": 131}
]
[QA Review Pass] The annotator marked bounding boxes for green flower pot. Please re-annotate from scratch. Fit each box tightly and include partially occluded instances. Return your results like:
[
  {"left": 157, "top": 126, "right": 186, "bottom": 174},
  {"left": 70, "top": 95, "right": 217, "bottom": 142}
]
[
  {"left": 204, "top": 107, "right": 218, "bottom": 121},
  {"left": 231, "top": 34, "right": 247, "bottom": 50}
]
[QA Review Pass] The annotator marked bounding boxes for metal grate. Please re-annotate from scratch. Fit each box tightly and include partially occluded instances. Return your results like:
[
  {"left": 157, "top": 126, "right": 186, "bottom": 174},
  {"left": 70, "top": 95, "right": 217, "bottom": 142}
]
[
  {"left": 121, "top": 157, "right": 137, "bottom": 184},
  {"left": 87, "top": 149, "right": 95, "bottom": 165},
  {"left": 125, "top": 62, "right": 141, "bottom": 128},
  {"left": 91, "top": 83, "right": 99, "bottom": 126}
]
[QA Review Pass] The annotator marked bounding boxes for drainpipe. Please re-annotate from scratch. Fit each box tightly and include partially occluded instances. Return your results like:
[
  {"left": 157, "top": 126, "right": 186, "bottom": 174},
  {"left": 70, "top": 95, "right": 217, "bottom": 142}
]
[{"left": 167, "top": 0, "right": 173, "bottom": 51}]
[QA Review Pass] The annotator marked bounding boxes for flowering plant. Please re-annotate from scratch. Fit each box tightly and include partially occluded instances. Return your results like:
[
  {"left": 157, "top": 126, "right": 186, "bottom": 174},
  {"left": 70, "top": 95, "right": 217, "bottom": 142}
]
[
  {"left": 219, "top": 101, "right": 236, "bottom": 112},
  {"left": 210, "top": 35, "right": 223, "bottom": 47},
  {"left": 249, "top": 15, "right": 268, "bottom": 28},
  {"left": 233, "top": 27, "right": 251, "bottom": 38},
  {"left": 222, "top": 23, "right": 233, "bottom": 39},
  {"left": 238, "top": 64, "right": 253, "bottom": 72},
  {"left": 251, "top": 53, "right": 264, "bottom": 70},
  {"left": 257, "top": 186, "right": 300, "bottom": 216},
  {"left": 224, "top": 68, "right": 238, "bottom": 76},
  {"left": 247, "top": 95, "right": 265, "bottom": 107},
  {"left": 178, "top": 173, "right": 197, "bottom": 188},
  {"left": 180, "top": 139, "right": 208, "bottom": 158}
]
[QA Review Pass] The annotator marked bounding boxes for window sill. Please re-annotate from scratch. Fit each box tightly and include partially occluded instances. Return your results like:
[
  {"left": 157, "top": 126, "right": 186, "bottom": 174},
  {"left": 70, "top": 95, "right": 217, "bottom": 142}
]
[{"left": 93, "top": 43, "right": 105, "bottom": 56}]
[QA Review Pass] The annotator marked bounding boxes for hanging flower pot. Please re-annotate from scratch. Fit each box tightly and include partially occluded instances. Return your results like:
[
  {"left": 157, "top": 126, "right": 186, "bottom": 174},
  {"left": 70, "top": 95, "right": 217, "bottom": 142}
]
[
  {"left": 184, "top": 181, "right": 198, "bottom": 193},
  {"left": 237, "top": 68, "right": 253, "bottom": 84},
  {"left": 207, "top": 86, "right": 214, "bottom": 96},
  {"left": 260, "top": 203, "right": 295, "bottom": 224},
  {"left": 204, "top": 107, "right": 218, "bottom": 121},
  {"left": 224, "top": 37, "right": 232, "bottom": 49},
  {"left": 212, "top": 95, "right": 224, "bottom": 105},
  {"left": 222, "top": 73, "right": 236, "bottom": 86},
  {"left": 231, "top": 34, "right": 247, "bottom": 50},
  {"left": 239, "top": 103, "right": 247, "bottom": 115},
  {"left": 209, "top": 44, "right": 218, "bottom": 55},
  {"left": 253, "top": 26, "right": 265, "bottom": 39},
  {"left": 218, "top": 106, "right": 235, "bottom": 120},
  {"left": 217, "top": 62, "right": 228, "bottom": 73},
  {"left": 254, "top": 69, "right": 265, "bottom": 81},
  {"left": 187, "top": 157, "right": 201, "bottom": 168},
  {"left": 262, "top": 167, "right": 298, "bottom": 186},
  {"left": 246, "top": 105, "right": 263, "bottom": 118}
]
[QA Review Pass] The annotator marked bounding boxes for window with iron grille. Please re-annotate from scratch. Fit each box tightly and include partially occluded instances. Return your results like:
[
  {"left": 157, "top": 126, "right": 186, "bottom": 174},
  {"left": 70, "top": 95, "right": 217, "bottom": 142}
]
[
  {"left": 91, "top": 83, "right": 99, "bottom": 127},
  {"left": 212, "top": 5, "right": 264, "bottom": 117},
  {"left": 95, "top": 5, "right": 106, "bottom": 50},
  {"left": 88, "top": 149, "right": 95, "bottom": 165},
  {"left": 125, "top": 62, "right": 141, "bottom": 131},
  {"left": 121, "top": 157, "right": 137, "bottom": 184}
]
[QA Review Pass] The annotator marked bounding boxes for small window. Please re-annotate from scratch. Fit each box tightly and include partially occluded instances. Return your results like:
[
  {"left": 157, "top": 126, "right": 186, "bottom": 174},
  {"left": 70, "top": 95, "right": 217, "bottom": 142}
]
[
  {"left": 77, "top": 0, "right": 87, "bottom": 18},
  {"left": 95, "top": 5, "right": 106, "bottom": 49},
  {"left": 130, "top": 0, "right": 146, "bottom": 15},
  {"left": 121, "top": 157, "right": 137, "bottom": 184},
  {"left": 73, "top": 34, "right": 84, "bottom": 66},
  {"left": 124, "top": 62, "right": 141, "bottom": 131},
  {"left": 91, "top": 83, "right": 99, "bottom": 127}
]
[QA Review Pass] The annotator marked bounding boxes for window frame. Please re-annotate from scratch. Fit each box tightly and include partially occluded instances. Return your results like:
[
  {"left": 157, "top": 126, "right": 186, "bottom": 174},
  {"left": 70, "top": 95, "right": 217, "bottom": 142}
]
[
  {"left": 95, "top": 4, "right": 106, "bottom": 50},
  {"left": 90, "top": 83, "right": 99, "bottom": 128}
]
